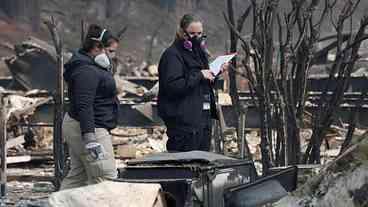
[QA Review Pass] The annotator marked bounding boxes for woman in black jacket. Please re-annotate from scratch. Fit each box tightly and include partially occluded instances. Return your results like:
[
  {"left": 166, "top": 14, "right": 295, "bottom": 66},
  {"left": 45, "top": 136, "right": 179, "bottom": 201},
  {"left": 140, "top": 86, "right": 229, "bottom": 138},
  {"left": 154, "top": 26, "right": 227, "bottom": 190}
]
[
  {"left": 158, "top": 14, "right": 230, "bottom": 207},
  {"left": 158, "top": 14, "right": 222, "bottom": 153},
  {"left": 60, "top": 25, "right": 120, "bottom": 190}
]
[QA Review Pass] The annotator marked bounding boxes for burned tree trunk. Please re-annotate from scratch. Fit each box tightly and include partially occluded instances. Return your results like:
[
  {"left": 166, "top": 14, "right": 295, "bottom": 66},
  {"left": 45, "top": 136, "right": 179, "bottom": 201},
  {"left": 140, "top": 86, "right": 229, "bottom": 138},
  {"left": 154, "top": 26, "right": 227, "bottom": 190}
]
[
  {"left": 225, "top": 0, "right": 276, "bottom": 173},
  {"left": 106, "top": 0, "right": 119, "bottom": 18},
  {"left": 304, "top": 1, "right": 368, "bottom": 164},
  {"left": 146, "top": 20, "right": 164, "bottom": 66},
  {"left": 225, "top": 0, "right": 252, "bottom": 158},
  {"left": 224, "top": 0, "right": 366, "bottom": 169},
  {"left": 45, "top": 17, "right": 65, "bottom": 189},
  {"left": 226, "top": 0, "right": 240, "bottom": 119},
  {"left": 249, "top": 0, "right": 278, "bottom": 173}
]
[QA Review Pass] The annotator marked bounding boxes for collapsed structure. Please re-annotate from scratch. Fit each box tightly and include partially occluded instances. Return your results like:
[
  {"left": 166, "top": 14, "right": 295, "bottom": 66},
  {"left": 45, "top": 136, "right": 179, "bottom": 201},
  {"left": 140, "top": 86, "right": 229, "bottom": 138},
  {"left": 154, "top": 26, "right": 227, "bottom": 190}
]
[{"left": 0, "top": 34, "right": 368, "bottom": 206}]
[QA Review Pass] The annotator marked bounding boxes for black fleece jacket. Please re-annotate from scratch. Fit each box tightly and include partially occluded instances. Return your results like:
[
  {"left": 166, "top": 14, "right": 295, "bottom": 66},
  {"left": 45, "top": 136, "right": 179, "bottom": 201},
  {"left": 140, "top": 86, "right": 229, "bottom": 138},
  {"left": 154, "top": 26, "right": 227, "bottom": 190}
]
[
  {"left": 64, "top": 49, "right": 119, "bottom": 136},
  {"left": 157, "top": 40, "right": 217, "bottom": 132}
]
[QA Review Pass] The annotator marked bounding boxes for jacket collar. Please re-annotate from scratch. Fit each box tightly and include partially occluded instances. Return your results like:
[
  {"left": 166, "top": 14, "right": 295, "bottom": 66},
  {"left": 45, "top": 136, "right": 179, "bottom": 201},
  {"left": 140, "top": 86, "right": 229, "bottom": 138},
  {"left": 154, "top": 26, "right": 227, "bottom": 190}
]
[{"left": 174, "top": 40, "right": 207, "bottom": 68}]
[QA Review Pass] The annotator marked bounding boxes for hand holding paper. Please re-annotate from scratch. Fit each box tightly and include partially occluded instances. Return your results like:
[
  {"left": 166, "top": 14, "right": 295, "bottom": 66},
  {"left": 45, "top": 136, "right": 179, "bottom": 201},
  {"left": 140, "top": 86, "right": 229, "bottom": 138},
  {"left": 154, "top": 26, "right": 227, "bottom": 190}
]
[
  {"left": 201, "top": 70, "right": 215, "bottom": 82},
  {"left": 209, "top": 53, "right": 236, "bottom": 76}
]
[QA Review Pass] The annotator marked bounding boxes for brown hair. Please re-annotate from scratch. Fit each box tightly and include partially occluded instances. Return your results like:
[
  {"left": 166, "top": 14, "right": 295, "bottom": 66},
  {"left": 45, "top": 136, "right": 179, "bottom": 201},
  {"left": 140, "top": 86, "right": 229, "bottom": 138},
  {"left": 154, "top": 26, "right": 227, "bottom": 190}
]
[{"left": 175, "top": 14, "right": 203, "bottom": 40}]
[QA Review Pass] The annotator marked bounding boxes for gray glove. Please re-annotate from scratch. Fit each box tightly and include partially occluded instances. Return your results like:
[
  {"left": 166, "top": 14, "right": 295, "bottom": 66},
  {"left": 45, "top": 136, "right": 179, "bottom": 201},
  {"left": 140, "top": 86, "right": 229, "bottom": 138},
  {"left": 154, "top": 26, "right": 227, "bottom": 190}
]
[
  {"left": 82, "top": 132, "right": 106, "bottom": 161},
  {"left": 85, "top": 142, "right": 105, "bottom": 160}
]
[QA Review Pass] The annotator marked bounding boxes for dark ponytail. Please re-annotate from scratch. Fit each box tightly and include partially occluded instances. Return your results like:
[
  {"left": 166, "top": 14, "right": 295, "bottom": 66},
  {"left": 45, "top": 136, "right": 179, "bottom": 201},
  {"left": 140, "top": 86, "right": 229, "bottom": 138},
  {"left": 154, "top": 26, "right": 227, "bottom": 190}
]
[
  {"left": 82, "top": 24, "right": 119, "bottom": 52},
  {"left": 82, "top": 24, "right": 103, "bottom": 52}
]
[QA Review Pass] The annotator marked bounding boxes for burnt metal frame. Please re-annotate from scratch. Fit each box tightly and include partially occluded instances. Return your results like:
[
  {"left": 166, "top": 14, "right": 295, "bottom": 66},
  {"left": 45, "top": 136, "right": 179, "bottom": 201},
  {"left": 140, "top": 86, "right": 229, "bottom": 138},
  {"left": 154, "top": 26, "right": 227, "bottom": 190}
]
[{"left": 118, "top": 160, "right": 257, "bottom": 207}]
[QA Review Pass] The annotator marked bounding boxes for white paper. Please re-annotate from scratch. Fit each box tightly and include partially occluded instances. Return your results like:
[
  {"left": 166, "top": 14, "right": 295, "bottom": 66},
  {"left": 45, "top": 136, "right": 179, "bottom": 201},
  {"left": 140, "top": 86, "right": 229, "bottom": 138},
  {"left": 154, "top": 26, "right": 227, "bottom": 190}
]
[{"left": 209, "top": 53, "right": 236, "bottom": 76}]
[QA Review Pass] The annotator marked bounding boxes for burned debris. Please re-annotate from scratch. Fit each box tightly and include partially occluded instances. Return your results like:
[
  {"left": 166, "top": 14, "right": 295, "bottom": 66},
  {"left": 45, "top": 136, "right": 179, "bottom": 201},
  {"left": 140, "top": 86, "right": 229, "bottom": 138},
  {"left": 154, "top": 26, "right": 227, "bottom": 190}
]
[
  {"left": 1, "top": 0, "right": 368, "bottom": 207},
  {"left": 223, "top": 0, "right": 368, "bottom": 171},
  {"left": 1, "top": 33, "right": 368, "bottom": 205}
]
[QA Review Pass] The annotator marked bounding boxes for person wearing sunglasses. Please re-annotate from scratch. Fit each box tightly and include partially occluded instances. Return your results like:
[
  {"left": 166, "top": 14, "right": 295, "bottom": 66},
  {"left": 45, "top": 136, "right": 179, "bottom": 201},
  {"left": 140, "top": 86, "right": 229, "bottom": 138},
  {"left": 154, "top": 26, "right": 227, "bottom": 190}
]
[{"left": 60, "top": 24, "right": 120, "bottom": 190}]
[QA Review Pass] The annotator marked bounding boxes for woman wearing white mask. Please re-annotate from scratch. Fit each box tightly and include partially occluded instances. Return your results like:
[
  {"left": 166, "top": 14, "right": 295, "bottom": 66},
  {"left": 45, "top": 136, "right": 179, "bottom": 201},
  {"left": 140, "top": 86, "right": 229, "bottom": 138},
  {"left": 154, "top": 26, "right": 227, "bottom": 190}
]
[{"left": 61, "top": 24, "right": 119, "bottom": 190}]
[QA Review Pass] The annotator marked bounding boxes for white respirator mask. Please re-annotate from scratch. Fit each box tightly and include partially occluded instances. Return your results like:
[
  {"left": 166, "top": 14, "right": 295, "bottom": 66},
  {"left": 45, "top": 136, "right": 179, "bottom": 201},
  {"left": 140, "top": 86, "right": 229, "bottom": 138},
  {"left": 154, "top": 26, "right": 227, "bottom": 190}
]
[{"left": 94, "top": 52, "right": 111, "bottom": 70}]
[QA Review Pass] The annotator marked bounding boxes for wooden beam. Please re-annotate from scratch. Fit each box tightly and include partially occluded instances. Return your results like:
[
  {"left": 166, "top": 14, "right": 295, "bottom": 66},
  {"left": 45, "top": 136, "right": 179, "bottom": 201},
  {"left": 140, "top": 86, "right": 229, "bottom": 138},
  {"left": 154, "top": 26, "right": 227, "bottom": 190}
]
[
  {"left": 4, "top": 154, "right": 52, "bottom": 164},
  {"left": 6, "top": 135, "right": 25, "bottom": 149},
  {"left": 6, "top": 156, "right": 31, "bottom": 164},
  {"left": 7, "top": 174, "right": 53, "bottom": 182}
]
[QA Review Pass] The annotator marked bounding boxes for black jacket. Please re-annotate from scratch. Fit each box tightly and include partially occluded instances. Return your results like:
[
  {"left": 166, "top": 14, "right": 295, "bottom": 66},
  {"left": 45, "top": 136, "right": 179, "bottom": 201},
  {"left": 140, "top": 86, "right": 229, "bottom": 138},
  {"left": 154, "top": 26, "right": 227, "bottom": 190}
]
[
  {"left": 158, "top": 40, "right": 217, "bottom": 132},
  {"left": 64, "top": 49, "right": 119, "bottom": 134}
]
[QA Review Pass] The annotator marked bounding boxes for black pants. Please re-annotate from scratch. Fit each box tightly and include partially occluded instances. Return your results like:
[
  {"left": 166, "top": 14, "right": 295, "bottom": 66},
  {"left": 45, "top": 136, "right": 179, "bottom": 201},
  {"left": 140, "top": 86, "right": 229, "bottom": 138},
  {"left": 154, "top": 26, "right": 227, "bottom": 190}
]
[
  {"left": 166, "top": 110, "right": 212, "bottom": 152},
  {"left": 163, "top": 110, "right": 212, "bottom": 207}
]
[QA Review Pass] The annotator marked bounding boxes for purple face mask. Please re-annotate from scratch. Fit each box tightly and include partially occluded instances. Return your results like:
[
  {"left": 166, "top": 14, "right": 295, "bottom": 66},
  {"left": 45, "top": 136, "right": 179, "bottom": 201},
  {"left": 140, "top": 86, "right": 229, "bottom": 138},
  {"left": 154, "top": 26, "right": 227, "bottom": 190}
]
[
  {"left": 183, "top": 35, "right": 207, "bottom": 51},
  {"left": 184, "top": 39, "right": 193, "bottom": 50}
]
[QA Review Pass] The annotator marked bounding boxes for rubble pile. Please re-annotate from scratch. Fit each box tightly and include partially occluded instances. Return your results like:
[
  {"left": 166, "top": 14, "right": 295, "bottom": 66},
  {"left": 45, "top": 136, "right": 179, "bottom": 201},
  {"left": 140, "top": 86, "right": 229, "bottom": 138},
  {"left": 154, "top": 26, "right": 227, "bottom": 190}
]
[
  {"left": 275, "top": 132, "right": 368, "bottom": 207},
  {"left": 111, "top": 127, "right": 167, "bottom": 159},
  {"left": 119, "top": 60, "right": 158, "bottom": 77},
  {"left": 0, "top": 90, "right": 54, "bottom": 207},
  {"left": 1, "top": 31, "right": 367, "bottom": 207},
  {"left": 1, "top": 92, "right": 53, "bottom": 161}
]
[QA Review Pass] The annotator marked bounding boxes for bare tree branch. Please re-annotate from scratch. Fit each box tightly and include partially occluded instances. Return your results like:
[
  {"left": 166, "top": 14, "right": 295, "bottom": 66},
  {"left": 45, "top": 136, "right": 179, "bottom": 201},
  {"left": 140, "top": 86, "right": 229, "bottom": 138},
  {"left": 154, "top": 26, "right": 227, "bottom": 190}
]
[{"left": 117, "top": 25, "right": 128, "bottom": 40}]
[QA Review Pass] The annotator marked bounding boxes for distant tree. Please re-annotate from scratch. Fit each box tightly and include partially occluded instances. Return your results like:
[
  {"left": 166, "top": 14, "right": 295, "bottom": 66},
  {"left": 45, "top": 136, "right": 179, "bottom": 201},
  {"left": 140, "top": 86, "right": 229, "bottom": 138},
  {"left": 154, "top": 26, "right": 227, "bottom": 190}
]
[
  {"left": 0, "top": 0, "right": 40, "bottom": 31},
  {"left": 106, "top": 0, "right": 126, "bottom": 19},
  {"left": 160, "top": 0, "right": 177, "bottom": 13}
]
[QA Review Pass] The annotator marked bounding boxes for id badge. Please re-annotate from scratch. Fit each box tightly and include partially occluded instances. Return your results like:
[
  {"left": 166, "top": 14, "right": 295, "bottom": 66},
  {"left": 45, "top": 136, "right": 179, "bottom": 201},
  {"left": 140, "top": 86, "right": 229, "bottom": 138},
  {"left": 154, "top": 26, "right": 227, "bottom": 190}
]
[{"left": 203, "top": 102, "right": 211, "bottom": 110}]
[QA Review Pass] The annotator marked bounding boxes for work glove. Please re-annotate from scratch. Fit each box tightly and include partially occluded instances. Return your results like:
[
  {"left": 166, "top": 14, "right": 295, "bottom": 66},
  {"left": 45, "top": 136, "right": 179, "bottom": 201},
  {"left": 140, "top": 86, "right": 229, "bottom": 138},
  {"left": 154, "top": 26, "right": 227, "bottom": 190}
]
[{"left": 82, "top": 132, "right": 106, "bottom": 161}]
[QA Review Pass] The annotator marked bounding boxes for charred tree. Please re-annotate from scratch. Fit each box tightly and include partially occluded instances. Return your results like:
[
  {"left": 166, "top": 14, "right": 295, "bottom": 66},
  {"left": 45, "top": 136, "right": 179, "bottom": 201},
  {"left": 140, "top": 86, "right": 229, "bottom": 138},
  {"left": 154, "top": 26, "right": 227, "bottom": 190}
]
[
  {"left": 224, "top": 0, "right": 367, "bottom": 170},
  {"left": 224, "top": 0, "right": 252, "bottom": 158},
  {"left": 274, "top": 0, "right": 331, "bottom": 165},
  {"left": 304, "top": 0, "right": 368, "bottom": 163},
  {"left": 224, "top": 0, "right": 276, "bottom": 174},
  {"left": 45, "top": 17, "right": 65, "bottom": 189}
]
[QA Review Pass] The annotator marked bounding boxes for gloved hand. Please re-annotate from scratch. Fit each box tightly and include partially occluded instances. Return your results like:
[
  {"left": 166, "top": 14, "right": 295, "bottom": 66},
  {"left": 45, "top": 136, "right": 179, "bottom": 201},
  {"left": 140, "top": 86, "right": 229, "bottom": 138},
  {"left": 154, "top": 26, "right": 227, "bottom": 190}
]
[
  {"left": 85, "top": 142, "right": 106, "bottom": 160},
  {"left": 83, "top": 132, "right": 106, "bottom": 161}
]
